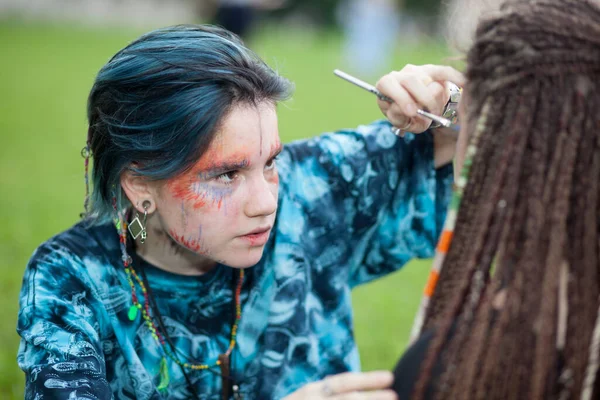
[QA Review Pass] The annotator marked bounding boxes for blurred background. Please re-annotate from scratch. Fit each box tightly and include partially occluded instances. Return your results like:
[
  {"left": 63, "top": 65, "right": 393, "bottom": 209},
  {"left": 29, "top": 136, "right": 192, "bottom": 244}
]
[{"left": 0, "top": 0, "right": 459, "bottom": 398}]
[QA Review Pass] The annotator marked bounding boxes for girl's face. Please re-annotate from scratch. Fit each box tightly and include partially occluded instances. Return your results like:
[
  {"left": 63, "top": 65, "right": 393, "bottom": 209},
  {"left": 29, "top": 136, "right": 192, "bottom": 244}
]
[{"left": 150, "top": 102, "right": 281, "bottom": 268}]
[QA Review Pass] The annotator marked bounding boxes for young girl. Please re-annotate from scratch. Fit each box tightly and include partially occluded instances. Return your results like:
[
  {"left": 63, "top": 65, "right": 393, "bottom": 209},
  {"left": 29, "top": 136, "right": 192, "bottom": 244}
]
[{"left": 16, "top": 25, "right": 463, "bottom": 399}]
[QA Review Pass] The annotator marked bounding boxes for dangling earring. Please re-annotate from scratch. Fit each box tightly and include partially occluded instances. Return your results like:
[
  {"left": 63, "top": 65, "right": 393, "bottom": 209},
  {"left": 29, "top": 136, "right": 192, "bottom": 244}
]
[{"left": 128, "top": 200, "right": 151, "bottom": 243}]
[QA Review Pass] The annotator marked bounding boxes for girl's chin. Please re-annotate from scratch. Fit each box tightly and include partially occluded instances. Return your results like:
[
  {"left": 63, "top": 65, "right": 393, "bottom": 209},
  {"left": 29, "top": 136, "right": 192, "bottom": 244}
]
[{"left": 222, "top": 249, "right": 265, "bottom": 269}]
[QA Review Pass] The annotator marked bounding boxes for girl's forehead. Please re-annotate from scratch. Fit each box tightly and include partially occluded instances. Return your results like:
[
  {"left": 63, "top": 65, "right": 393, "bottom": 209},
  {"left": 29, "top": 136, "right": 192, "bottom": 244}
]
[
  {"left": 191, "top": 107, "right": 281, "bottom": 169},
  {"left": 208, "top": 104, "right": 279, "bottom": 152}
]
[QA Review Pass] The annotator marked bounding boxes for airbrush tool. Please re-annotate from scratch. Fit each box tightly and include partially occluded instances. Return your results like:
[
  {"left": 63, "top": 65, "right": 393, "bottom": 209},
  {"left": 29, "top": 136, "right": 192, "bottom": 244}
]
[{"left": 333, "top": 69, "right": 460, "bottom": 130}]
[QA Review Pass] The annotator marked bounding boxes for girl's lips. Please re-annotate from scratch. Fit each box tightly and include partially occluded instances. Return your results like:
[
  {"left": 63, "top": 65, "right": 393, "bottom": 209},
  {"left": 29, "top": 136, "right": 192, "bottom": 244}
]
[{"left": 238, "top": 228, "right": 271, "bottom": 246}]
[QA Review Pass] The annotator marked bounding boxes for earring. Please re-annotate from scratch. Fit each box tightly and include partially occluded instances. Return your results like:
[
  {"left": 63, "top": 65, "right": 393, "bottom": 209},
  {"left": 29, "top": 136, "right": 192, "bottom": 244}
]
[{"left": 128, "top": 200, "right": 151, "bottom": 243}]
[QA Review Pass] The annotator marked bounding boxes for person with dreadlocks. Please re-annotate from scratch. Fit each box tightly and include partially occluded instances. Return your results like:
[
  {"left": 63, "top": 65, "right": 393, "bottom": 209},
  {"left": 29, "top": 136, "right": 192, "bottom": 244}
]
[
  {"left": 391, "top": 0, "right": 600, "bottom": 399},
  {"left": 16, "top": 23, "right": 464, "bottom": 400}
]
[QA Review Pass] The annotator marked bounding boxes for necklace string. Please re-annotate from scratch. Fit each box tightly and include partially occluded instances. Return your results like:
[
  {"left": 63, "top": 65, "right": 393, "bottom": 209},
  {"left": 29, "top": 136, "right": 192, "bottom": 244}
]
[
  {"left": 138, "top": 264, "right": 201, "bottom": 399},
  {"left": 112, "top": 201, "right": 245, "bottom": 396}
]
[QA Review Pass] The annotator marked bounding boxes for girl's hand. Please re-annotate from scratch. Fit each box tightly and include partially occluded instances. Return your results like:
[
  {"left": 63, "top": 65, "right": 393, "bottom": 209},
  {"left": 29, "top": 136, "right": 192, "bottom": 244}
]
[
  {"left": 282, "top": 370, "right": 397, "bottom": 400},
  {"left": 376, "top": 64, "right": 465, "bottom": 135}
]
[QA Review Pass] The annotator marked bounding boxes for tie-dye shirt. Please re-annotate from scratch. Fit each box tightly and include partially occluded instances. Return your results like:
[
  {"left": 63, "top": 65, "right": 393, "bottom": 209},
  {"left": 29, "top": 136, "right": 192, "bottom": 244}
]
[{"left": 17, "top": 121, "right": 452, "bottom": 400}]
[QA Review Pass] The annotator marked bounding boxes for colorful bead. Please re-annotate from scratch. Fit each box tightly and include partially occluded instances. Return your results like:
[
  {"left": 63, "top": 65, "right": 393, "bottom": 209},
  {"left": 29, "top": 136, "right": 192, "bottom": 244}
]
[{"left": 127, "top": 305, "right": 138, "bottom": 321}]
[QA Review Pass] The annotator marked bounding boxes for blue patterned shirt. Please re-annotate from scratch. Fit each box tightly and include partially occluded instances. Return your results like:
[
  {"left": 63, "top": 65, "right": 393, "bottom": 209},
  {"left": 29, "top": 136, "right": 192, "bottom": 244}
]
[{"left": 17, "top": 121, "right": 452, "bottom": 399}]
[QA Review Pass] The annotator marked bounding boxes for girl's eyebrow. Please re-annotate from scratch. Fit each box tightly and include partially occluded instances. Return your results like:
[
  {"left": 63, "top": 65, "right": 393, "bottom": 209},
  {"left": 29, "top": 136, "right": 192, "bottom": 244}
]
[
  {"left": 199, "top": 143, "right": 283, "bottom": 176},
  {"left": 268, "top": 144, "right": 284, "bottom": 159},
  {"left": 200, "top": 159, "right": 250, "bottom": 176}
]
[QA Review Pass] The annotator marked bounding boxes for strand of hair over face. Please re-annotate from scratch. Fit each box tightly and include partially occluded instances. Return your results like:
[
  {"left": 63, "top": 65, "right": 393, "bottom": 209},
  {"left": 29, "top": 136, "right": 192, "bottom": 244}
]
[{"left": 412, "top": 1, "right": 600, "bottom": 399}]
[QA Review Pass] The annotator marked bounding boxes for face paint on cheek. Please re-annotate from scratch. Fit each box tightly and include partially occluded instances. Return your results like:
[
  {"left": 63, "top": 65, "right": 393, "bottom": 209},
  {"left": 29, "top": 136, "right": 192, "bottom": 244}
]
[
  {"left": 168, "top": 175, "right": 208, "bottom": 210},
  {"left": 180, "top": 200, "right": 188, "bottom": 230},
  {"left": 191, "top": 181, "right": 234, "bottom": 210},
  {"left": 168, "top": 228, "right": 204, "bottom": 253}
]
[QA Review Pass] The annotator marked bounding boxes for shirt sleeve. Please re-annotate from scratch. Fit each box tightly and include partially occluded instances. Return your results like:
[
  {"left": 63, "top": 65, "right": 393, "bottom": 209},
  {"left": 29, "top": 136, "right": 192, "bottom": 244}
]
[
  {"left": 277, "top": 120, "right": 453, "bottom": 288},
  {"left": 17, "top": 244, "right": 112, "bottom": 400}
]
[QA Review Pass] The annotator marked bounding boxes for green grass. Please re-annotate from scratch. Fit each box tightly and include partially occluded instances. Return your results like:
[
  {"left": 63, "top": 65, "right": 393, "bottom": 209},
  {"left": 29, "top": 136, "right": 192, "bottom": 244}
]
[{"left": 0, "top": 21, "right": 451, "bottom": 399}]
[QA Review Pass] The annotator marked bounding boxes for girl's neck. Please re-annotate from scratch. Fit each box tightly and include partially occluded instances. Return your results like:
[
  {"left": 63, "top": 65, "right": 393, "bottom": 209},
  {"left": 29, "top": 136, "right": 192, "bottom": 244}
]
[{"left": 134, "top": 214, "right": 217, "bottom": 276}]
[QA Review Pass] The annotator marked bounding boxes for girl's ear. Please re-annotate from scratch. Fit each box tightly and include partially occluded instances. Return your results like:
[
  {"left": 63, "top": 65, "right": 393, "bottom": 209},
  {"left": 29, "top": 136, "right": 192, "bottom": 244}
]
[{"left": 120, "top": 168, "right": 157, "bottom": 214}]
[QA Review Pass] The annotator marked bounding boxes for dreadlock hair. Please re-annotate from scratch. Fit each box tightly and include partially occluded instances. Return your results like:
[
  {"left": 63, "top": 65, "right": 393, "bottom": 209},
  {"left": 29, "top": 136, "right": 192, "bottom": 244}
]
[{"left": 412, "top": 0, "right": 600, "bottom": 399}]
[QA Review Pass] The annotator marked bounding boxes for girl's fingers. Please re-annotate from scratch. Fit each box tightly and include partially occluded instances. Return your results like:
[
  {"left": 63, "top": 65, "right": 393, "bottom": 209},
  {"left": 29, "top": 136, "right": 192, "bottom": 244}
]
[
  {"left": 427, "top": 81, "right": 450, "bottom": 116},
  {"left": 420, "top": 64, "right": 466, "bottom": 87},
  {"left": 377, "top": 74, "right": 417, "bottom": 116},
  {"left": 331, "top": 390, "right": 398, "bottom": 400},
  {"left": 324, "top": 371, "right": 394, "bottom": 394},
  {"left": 376, "top": 64, "right": 464, "bottom": 134},
  {"left": 397, "top": 74, "right": 439, "bottom": 113}
]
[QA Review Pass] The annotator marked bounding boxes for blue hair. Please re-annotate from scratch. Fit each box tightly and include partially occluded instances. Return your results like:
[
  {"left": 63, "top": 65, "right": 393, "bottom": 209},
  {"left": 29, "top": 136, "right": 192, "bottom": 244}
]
[{"left": 86, "top": 24, "right": 293, "bottom": 222}]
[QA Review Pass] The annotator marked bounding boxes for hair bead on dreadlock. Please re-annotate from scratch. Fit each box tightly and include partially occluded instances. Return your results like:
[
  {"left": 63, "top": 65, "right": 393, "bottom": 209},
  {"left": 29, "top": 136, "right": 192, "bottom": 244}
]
[{"left": 410, "top": 1, "right": 600, "bottom": 399}]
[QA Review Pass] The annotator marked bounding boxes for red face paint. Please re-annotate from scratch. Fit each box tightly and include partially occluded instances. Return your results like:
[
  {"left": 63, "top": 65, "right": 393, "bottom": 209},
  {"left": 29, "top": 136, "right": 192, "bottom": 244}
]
[
  {"left": 167, "top": 146, "right": 250, "bottom": 209},
  {"left": 169, "top": 229, "right": 202, "bottom": 252},
  {"left": 168, "top": 174, "right": 207, "bottom": 209}
]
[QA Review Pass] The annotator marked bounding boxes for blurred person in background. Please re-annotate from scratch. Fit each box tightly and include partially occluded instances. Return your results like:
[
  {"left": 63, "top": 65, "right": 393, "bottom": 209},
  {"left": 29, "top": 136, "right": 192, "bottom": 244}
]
[
  {"left": 209, "top": 0, "right": 287, "bottom": 40},
  {"left": 336, "top": 0, "right": 402, "bottom": 79},
  {"left": 16, "top": 23, "right": 464, "bottom": 400},
  {"left": 391, "top": 0, "right": 600, "bottom": 399}
]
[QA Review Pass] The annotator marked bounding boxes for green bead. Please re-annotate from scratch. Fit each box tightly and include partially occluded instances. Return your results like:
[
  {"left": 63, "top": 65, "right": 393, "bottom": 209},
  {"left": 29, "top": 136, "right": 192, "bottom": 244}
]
[
  {"left": 128, "top": 305, "right": 139, "bottom": 321},
  {"left": 157, "top": 357, "right": 170, "bottom": 392},
  {"left": 450, "top": 195, "right": 461, "bottom": 210}
]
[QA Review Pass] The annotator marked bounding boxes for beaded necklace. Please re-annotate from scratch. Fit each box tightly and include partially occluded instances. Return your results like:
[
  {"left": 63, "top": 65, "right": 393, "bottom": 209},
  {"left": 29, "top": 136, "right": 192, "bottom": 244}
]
[
  {"left": 409, "top": 103, "right": 489, "bottom": 342},
  {"left": 112, "top": 199, "right": 244, "bottom": 394}
]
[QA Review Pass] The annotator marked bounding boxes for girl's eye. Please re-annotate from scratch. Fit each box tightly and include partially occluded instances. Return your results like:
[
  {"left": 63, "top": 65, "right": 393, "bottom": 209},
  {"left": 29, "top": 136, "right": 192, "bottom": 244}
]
[
  {"left": 265, "top": 157, "right": 278, "bottom": 171},
  {"left": 215, "top": 171, "right": 238, "bottom": 184}
]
